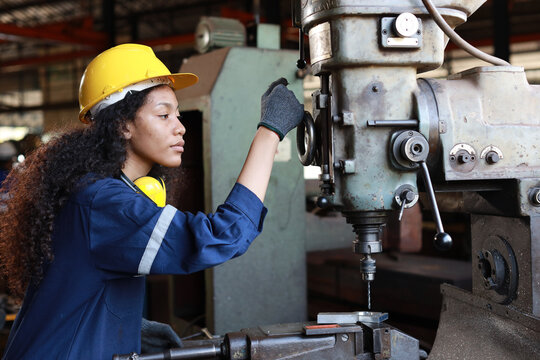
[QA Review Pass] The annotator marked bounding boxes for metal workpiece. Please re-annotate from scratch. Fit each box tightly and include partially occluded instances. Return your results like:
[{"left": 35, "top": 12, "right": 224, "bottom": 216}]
[{"left": 317, "top": 311, "right": 389, "bottom": 324}]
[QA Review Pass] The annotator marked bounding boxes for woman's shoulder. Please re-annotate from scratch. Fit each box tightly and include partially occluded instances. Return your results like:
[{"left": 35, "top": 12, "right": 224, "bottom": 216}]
[{"left": 72, "top": 174, "right": 129, "bottom": 205}]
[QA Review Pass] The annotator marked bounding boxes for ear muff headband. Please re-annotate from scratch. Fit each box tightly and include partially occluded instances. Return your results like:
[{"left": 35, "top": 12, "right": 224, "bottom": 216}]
[{"left": 120, "top": 172, "right": 166, "bottom": 207}]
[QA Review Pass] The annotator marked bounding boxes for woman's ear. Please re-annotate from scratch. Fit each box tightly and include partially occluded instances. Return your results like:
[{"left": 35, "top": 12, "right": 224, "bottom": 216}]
[{"left": 122, "top": 123, "right": 133, "bottom": 140}]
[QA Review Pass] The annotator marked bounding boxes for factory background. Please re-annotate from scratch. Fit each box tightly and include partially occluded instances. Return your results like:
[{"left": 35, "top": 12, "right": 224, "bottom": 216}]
[{"left": 0, "top": 0, "right": 539, "bottom": 355}]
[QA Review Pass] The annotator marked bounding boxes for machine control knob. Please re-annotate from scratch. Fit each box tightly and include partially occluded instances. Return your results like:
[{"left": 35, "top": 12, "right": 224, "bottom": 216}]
[
  {"left": 394, "top": 186, "right": 418, "bottom": 221},
  {"left": 434, "top": 232, "right": 453, "bottom": 251},
  {"left": 393, "top": 13, "right": 419, "bottom": 38},
  {"left": 486, "top": 151, "right": 500, "bottom": 164},
  {"left": 317, "top": 196, "right": 330, "bottom": 208}
]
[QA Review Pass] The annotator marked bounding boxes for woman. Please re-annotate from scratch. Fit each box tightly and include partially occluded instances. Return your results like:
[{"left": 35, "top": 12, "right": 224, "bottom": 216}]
[{"left": 0, "top": 43, "right": 303, "bottom": 359}]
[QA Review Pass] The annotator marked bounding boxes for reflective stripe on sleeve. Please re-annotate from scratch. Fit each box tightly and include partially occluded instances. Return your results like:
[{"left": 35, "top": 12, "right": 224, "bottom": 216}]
[{"left": 138, "top": 204, "right": 177, "bottom": 274}]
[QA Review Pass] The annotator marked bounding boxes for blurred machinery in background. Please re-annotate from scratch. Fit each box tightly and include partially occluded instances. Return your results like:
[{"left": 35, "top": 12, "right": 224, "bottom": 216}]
[{"left": 115, "top": 0, "right": 540, "bottom": 359}]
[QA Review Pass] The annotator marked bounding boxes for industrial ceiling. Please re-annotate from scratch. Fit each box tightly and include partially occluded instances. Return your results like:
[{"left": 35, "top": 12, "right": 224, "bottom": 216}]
[{"left": 0, "top": 0, "right": 538, "bottom": 130}]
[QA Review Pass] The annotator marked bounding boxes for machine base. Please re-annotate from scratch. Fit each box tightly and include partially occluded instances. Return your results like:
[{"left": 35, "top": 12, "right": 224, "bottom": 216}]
[{"left": 429, "top": 284, "right": 540, "bottom": 359}]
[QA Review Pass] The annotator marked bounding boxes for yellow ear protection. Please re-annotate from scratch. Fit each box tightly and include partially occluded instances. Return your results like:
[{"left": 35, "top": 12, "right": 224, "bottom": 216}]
[{"left": 120, "top": 173, "right": 167, "bottom": 207}]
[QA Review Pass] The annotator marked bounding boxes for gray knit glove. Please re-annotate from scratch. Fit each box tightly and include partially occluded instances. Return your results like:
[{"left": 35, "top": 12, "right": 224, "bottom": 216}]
[
  {"left": 258, "top": 78, "right": 304, "bottom": 141},
  {"left": 141, "top": 318, "right": 182, "bottom": 353}
]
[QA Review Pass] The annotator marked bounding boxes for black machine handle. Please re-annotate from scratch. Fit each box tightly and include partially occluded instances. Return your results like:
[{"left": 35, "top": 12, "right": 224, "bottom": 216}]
[
  {"left": 296, "top": 111, "right": 317, "bottom": 166},
  {"left": 419, "top": 161, "right": 452, "bottom": 251}
]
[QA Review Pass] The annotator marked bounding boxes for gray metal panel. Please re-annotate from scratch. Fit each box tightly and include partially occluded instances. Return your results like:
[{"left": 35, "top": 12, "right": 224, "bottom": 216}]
[{"left": 205, "top": 47, "right": 307, "bottom": 334}]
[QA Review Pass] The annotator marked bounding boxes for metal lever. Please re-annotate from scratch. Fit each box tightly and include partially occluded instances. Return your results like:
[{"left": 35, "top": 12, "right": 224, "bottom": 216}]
[
  {"left": 397, "top": 189, "right": 415, "bottom": 221},
  {"left": 392, "top": 130, "right": 452, "bottom": 251},
  {"left": 291, "top": 1, "right": 307, "bottom": 70},
  {"left": 419, "top": 161, "right": 452, "bottom": 250},
  {"left": 297, "top": 28, "right": 307, "bottom": 69}
]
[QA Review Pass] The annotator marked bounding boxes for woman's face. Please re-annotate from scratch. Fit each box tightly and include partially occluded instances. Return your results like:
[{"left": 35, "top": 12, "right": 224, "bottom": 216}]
[{"left": 123, "top": 86, "right": 185, "bottom": 176}]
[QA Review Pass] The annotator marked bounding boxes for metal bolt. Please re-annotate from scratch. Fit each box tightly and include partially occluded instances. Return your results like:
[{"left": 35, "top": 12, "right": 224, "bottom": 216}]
[
  {"left": 486, "top": 151, "right": 500, "bottom": 164},
  {"left": 529, "top": 187, "right": 540, "bottom": 206},
  {"left": 341, "top": 334, "right": 349, "bottom": 342},
  {"left": 411, "top": 142, "right": 423, "bottom": 156},
  {"left": 458, "top": 153, "right": 471, "bottom": 164}
]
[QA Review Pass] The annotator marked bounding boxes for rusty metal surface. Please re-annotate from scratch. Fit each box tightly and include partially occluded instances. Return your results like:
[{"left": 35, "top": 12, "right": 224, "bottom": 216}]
[{"left": 429, "top": 285, "right": 540, "bottom": 359}]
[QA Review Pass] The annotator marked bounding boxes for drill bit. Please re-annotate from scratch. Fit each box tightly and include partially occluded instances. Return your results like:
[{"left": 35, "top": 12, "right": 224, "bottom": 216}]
[{"left": 367, "top": 281, "right": 371, "bottom": 311}]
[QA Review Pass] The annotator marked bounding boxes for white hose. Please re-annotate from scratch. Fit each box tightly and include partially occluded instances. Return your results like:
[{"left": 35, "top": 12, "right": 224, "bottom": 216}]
[{"left": 421, "top": 0, "right": 511, "bottom": 66}]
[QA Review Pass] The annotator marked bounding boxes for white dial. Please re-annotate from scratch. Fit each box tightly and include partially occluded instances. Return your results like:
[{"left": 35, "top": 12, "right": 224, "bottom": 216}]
[{"left": 394, "top": 13, "right": 419, "bottom": 38}]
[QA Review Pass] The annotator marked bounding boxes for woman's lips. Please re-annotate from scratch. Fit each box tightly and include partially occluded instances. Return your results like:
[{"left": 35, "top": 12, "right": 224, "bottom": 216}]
[{"left": 171, "top": 140, "right": 184, "bottom": 152}]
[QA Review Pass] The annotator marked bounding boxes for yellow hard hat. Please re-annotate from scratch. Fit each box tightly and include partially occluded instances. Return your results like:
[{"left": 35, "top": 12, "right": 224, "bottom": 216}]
[
  {"left": 134, "top": 176, "right": 167, "bottom": 207},
  {"left": 78, "top": 43, "right": 198, "bottom": 123}
]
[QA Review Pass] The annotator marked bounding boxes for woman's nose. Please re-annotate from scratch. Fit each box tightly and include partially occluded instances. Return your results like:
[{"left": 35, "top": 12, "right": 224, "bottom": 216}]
[{"left": 175, "top": 116, "right": 186, "bottom": 135}]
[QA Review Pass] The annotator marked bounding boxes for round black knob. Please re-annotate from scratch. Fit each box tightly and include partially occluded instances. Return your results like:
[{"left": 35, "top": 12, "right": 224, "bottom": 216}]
[
  {"left": 297, "top": 59, "right": 307, "bottom": 69},
  {"left": 434, "top": 232, "right": 452, "bottom": 251},
  {"left": 317, "top": 196, "right": 330, "bottom": 209}
]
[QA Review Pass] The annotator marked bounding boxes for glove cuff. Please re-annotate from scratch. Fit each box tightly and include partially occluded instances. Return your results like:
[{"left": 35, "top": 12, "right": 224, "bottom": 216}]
[{"left": 257, "top": 122, "right": 285, "bottom": 141}]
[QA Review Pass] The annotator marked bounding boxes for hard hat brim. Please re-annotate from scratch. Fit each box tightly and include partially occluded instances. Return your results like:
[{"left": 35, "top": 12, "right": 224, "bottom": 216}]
[{"left": 79, "top": 72, "right": 199, "bottom": 123}]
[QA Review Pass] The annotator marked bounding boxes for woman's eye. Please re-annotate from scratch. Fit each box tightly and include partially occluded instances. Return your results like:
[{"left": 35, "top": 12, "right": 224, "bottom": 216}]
[{"left": 159, "top": 114, "right": 169, "bottom": 119}]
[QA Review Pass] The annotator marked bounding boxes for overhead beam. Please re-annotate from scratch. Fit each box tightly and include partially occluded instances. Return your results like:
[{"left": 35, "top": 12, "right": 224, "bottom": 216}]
[
  {"left": 0, "top": 33, "right": 196, "bottom": 72},
  {"left": 0, "top": 100, "right": 78, "bottom": 114},
  {"left": 0, "top": 22, "right": 105, "bottom": 47},
  {"left": 0, "top": 0, "right": 65, "bottom": 13}
]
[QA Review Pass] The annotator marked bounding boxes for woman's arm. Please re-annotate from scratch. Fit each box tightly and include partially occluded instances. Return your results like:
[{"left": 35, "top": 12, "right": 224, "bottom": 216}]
[
  {"left": 236, "top": 78, "right": 304, "bottom": 202},
  {"left": 236, "top": 127, "right": 280, "bottom": 202}
]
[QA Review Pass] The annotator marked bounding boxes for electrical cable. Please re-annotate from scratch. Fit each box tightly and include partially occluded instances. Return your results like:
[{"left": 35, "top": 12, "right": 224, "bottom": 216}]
[{"left": 421, "top": 0, "right": 511, "bottom": 66}]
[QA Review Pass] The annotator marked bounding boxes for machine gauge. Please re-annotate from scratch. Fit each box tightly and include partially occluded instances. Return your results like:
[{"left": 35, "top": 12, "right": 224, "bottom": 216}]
[{"left": 394, "top": 12, "right": 419, "bottom": 38}]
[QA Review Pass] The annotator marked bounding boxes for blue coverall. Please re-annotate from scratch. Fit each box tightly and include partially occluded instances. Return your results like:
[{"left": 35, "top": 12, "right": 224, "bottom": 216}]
[{"left": 2, "top": 177, "right": 267, "bottom": 359}]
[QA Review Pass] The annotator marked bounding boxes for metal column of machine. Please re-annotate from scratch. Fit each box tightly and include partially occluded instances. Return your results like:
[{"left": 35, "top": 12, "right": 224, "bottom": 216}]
[{"left": 294, "top": 0, "right": 461, "bottom": 302}]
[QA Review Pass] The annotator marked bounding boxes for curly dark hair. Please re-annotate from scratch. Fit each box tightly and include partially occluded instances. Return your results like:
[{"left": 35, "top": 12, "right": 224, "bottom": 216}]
[{"left": 0, "top": 85, "right": 168, "bottom": 299}]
